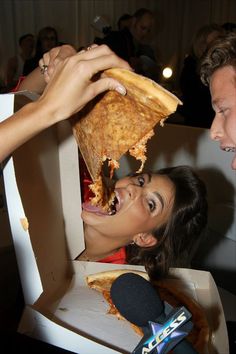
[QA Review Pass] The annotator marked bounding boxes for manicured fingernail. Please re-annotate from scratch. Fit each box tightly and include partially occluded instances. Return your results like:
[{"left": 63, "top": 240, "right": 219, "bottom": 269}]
[{"left": 115, "top": 85, "right": 126, "bottom": 96}]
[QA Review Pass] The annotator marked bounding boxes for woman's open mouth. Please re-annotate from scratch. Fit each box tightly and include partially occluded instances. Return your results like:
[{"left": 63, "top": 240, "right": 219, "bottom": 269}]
[
  {"left": 108, "top": 190, "right": 121, "bottom": 215},
  {"left": 82, "top": 190, "right": 121, "bottom": 216}
]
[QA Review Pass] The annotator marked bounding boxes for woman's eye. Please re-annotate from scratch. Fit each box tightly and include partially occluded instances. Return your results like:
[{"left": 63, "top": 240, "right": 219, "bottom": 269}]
[
  {"left": 148, "top": 199, "right": 156, "bottom": 212},
  {"left": 137, "top": 176, "right": 145, "bottom": 186}
]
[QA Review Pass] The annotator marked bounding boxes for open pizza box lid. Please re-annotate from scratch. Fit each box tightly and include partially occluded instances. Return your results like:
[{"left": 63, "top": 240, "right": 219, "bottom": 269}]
[{"left": 0, "top": 92, "right": 230, "bottom": 353}]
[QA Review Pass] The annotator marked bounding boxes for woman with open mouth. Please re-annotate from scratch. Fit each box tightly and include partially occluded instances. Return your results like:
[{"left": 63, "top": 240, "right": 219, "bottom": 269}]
[{"left": 79, "top": 165, "right": 208, "bottom": 280}]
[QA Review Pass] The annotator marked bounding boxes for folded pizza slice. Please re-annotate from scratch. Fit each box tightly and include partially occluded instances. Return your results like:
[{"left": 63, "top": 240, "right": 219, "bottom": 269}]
[{"left": 72, "top": 68, "right": 182, "bottom": 211}]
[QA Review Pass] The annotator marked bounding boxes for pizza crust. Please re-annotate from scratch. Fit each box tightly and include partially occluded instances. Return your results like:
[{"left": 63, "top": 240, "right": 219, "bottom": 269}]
[{"left": 86, "top": 269, "right": 149, "bottom": 292}]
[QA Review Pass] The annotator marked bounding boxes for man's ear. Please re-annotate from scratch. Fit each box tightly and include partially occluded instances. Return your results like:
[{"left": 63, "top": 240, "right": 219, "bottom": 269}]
[{"left": 133, "top": 233, "right": 157, "bottom": 248}]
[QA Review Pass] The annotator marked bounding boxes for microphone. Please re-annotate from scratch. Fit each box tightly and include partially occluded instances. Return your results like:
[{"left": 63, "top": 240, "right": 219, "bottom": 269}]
[{"left": 110, "top": 272, "right": 198, "bottom": 354}]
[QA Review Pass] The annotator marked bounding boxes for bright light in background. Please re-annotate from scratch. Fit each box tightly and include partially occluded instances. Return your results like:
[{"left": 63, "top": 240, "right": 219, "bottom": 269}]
[{"left": 162, "top": 67, "right": 173, "bottom": 79}]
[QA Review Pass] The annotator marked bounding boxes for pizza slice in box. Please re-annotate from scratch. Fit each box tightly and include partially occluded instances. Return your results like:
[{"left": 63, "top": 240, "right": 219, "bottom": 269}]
[{"left": 86, "top": 269, "right": 210, "bottom": 354}]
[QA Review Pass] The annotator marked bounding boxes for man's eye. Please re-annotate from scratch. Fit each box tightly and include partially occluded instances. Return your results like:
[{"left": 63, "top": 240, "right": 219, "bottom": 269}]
[
  {"left": 148, "top": 199, "right": 156, "bottom": 212},
  {"left": 137, "top": 176, "right": 145, "bottom": 186},
  {"left": 218, "top": 108, "right": 228, "bottom": 116}
]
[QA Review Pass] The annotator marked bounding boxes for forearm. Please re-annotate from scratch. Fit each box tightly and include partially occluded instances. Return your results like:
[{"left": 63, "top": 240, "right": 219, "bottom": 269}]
[
  {"left": 0, "top": 45, "right": 130, "bottom": 163},
  {"left": 17, "top": 67, "right": 46, "bottom": 94},
  {"left": 0, "top": 100, "right": 53, "bottom": 163}
]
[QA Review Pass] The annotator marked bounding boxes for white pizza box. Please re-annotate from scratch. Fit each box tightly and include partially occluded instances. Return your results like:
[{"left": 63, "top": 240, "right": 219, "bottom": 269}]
[{"left": 0, "top": 92, "right": 229, "bottom": 354}]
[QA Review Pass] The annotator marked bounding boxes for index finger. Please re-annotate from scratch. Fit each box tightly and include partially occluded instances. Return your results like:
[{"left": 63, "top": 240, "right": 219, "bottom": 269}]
[{"left": 76, "top": 44, "right": 132, "bottom": 72}]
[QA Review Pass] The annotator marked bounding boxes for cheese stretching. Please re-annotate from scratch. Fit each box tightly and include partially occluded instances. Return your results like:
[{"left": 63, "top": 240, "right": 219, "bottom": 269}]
[
  {"left": 129, "top": 129, "right": 154, "bottom": 173},
  {"left": 89, "top": 129, "right": 154, "bottom": 210},
  {"left": 71, "top": 68, "right": 182, "bottom": 211},
  {"left": 88, "top": 175, "right": 116, "bottom": 211}
]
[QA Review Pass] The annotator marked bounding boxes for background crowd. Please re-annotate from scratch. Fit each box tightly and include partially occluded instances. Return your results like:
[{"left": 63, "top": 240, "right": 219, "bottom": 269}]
[{"left": 1, "top": 0, "right": 236, "bottom": 129}]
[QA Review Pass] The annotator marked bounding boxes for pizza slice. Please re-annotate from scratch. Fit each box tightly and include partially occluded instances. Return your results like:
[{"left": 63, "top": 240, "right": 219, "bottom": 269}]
[
  {"left": 86, "top": 269, "right": 210, "bottom": 354},
  {"left": 71, "top": 68, "right": 182, "bottom": 211}
]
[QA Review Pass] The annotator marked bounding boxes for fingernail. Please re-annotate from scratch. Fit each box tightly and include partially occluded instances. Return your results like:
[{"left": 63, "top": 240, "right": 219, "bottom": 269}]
[{"left": 115, "top": 85, "right": 126, "bottom": 96}]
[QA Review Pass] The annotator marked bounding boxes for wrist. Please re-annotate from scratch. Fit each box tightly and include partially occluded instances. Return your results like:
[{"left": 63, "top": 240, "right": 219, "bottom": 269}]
[
  {"left": 30, "top": 97, "right": 61, "bottom": 128},
  {"left": 36, "top": 94, "right": 69, "bottom": 126}
]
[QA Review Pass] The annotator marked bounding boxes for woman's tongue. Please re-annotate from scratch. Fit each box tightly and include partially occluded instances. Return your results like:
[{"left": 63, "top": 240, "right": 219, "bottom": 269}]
[{"left": 82, "top": 201, "right": 109, "bottom": 215}]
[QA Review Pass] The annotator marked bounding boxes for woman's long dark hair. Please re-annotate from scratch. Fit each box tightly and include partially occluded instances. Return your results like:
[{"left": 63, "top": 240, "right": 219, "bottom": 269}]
[{"left": 126, "top": 166, "right": 208, "bottom": 280}]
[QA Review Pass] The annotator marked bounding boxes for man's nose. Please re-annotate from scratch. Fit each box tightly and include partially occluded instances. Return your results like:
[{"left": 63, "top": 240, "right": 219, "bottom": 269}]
[{"left": 210, "top": 116, "right": 224, "bottom": 141}]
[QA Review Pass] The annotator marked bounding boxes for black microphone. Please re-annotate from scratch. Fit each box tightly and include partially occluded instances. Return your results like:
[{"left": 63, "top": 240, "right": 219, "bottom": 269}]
[{"left": 110, "top": 272, "right": 198, "bottom": 354}]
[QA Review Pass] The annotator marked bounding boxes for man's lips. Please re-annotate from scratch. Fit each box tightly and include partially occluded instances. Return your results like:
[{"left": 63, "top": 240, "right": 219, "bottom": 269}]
[
  {"left": 231, "top": 153, "right": 236, "bottom": 170},
  {"left": 221, "top": 146, "right": 236, "bottom": 170}
]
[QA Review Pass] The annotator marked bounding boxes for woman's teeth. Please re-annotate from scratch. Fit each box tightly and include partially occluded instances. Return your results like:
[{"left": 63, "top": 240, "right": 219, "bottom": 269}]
[{"left": 108, "top": 195, "right": 119, "bottom": 215}]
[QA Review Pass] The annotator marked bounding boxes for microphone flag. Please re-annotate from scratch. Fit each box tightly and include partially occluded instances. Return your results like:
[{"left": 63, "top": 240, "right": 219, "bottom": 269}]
[{"left": 132, "top": 306, "right": 192, "bottom": 354}]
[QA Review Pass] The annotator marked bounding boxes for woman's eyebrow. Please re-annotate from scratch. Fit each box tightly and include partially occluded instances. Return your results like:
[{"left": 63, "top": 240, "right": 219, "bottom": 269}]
[
  {"left": 145, "top": 173, "right": 164, "bottom": 209},
  {"left": 154, "top": 191, "right": 164, "bottom": 210}
]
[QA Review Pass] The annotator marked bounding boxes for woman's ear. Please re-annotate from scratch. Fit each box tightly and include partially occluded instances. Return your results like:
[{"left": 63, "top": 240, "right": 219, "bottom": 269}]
[{"left": 133, "top": 233, "right": 157, "bottom": 248}]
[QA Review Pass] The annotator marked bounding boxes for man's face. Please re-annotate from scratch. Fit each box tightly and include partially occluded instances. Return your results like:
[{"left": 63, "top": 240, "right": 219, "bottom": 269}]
[
  {"left": 210, "top": 65, "right": 236, "bottom": 169},
  {"left": 132, "top": 14, "right": 154, "bottom": 43},
  {"left": 41, "top": 31, "right": 57, "bottom": 53}
]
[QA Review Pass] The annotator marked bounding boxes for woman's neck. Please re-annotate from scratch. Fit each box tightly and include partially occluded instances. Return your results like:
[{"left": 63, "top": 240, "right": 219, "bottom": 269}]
[{"left": 77, "top": 224, "right": 125, "bottom": 262}]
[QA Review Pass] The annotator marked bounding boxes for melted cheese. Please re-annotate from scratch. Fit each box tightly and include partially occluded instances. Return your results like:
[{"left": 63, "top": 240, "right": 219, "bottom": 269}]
[{"left": 128, "top": 129, "right": 154, "bottom": 173}]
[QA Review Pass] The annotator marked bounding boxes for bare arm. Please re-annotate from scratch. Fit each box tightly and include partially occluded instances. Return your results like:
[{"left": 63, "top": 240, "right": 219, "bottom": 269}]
[
  {"left": 17, "top": 66, "right": 46, "bottom": 94},
  {"left": 0, "top": 45, "right": 131, "bottom": 163}
]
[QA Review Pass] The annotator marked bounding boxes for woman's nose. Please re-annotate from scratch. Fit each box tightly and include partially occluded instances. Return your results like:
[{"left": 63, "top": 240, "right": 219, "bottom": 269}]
[
  {"left": 126, "top": 183, "right": 141, "bottom": 199},
  {"left": 210, "top": 116, "right": 224, "bottom": 141}
]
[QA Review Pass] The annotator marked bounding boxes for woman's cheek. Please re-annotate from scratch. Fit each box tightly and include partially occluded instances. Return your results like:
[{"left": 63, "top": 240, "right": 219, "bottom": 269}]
[{"left": 126, "top": 207, "right": 150, "bottom": 227}]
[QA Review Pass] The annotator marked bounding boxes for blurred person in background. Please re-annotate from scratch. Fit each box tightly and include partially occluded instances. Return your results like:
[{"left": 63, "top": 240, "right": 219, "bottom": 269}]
[
  {"left": 178, "top": 23, "right": 225, "bottom": 128},
  {"left": 96, "top": 8, "right": 161, "bottom": 81},
  {"left": 117, "top": 13, "right": 133, "bottom": 31},
  {"left": 23, "top": 26, "right": 58, "bottom": 75},
  {"left": 5, "top": 33, "right": 35, "bottom": 90}
]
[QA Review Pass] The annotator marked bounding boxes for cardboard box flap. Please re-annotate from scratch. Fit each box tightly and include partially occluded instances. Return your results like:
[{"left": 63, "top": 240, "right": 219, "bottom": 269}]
[
  {"left": 18, "top": 306, "right": 120, "bottom": 354},
  {"left": 0, "top": 92, "right": 42, "bottom": 304},
  {"left": 3, "top": 156, "right": 43, "bottom": 304},
  {"left": 1, "top": 92, "right": 83, "bottom": 303},
  {"left": 11, "top": 125, "right": 73, "bottom": 301},
  {"left": 56, "top": 120, "right": 85, "bottom": 260}
]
